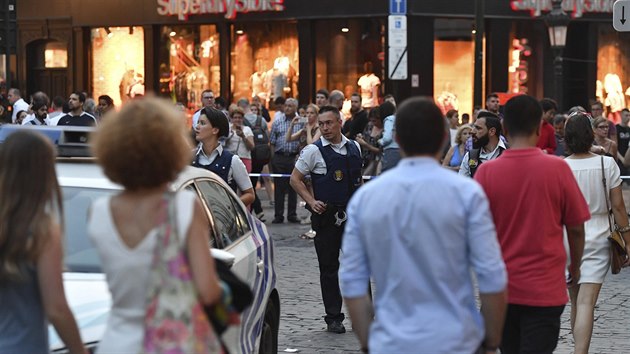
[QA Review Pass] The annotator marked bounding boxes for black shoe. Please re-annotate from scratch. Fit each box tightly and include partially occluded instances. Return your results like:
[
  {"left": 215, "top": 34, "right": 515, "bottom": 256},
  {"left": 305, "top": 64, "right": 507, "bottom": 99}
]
[
  {"left": 287, "top": 216, "right": 300, "bottom": 223},
  {"left": 271, "top": 217, "right": 284, "bottom": 224},
  {"left": 327, "top": 321, "right": 346, "bottom": 334}
]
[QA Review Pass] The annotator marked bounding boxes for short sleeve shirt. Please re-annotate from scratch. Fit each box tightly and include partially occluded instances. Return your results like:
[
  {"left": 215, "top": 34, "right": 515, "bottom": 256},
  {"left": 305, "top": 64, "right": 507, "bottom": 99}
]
[
  {"left": 474, "top": 148, "right": 590, "bottom": 306},
  {"left": 224, "top": 125, "right": 254, "bottom": 159},
  {"left": 295, "top": 136, "right": 361, "bottom": 176}
]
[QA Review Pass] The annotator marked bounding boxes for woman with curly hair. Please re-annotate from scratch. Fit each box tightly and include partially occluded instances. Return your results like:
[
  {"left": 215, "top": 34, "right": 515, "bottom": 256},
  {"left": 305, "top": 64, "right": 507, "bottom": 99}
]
[
  {"left": 89, "top": 96, "right": 223, "bottom": 353},
  {"left": 0, "top": 131, "right": 85, "bottom": 353}
]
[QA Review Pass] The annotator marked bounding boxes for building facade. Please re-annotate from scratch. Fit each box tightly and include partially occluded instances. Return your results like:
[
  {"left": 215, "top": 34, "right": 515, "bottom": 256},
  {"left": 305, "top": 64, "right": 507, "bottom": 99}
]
[{"left": 14, "top": 0, "right": 625, "bottom": 117}]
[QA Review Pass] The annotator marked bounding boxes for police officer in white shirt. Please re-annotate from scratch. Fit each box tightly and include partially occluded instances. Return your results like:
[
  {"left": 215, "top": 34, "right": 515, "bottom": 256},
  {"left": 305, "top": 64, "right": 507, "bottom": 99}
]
[{"left": 290, "top": 105, "right": 363, "bottom": 334}]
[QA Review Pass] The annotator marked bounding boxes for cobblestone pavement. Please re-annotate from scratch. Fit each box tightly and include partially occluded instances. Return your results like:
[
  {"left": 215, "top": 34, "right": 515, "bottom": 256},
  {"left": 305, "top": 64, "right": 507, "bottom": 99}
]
[{"left": 258, "top": 186, "right": 630, "bottom": 353}]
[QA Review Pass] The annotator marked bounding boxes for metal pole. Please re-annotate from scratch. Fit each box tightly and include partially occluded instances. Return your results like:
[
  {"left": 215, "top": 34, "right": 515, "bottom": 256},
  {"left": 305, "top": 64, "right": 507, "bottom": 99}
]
[
  {"left": 5, "top": 0, "right": 11, "bottom": 90},
  {"left": 473, "top": 0, "right": 485, "bottom": 108}
]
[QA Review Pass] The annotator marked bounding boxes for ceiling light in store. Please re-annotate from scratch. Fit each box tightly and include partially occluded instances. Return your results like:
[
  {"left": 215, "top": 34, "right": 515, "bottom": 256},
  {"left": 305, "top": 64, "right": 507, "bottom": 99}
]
[
  {"left": 341, "top": 27, "right": 349, "bottom": 33},
  {"left": 169, "top": 31, "right": 176, "bottom": 37},
  {"left": 472, "top": 29, "right": 477, "bottom": 34},
  {"left": 105, "top": 27, "right": 113, "bottom": 38},
  {"left": 236, "top": 29, "right": 244, "bottom": 35}
]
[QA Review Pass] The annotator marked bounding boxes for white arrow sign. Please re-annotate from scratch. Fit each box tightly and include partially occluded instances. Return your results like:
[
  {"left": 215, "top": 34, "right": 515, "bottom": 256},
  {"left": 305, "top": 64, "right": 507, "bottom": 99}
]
[{"left": 614, "top": 0, "right": 630, "bottom": 32}]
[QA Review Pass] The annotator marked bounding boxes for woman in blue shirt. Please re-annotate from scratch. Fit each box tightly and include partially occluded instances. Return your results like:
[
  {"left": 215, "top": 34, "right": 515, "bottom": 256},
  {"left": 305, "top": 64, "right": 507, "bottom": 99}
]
[
  {"left": 376, "top": 102, "right": 400, "bottom": 172},
  {"left": 442, "top": 124, "right": 472, "bottom": 171}
]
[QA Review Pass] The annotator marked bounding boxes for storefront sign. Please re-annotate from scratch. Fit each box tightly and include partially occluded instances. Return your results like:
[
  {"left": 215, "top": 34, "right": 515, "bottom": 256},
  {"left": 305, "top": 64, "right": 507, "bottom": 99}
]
[
  {"left": 510, "top": 0, "right": 613, "bottom": 18},
  {"left": 509, "top": 38, "right": 531, "bottom": 94},
  {"left": 157, "top": 0, "right": 285, "bottom": 20}
]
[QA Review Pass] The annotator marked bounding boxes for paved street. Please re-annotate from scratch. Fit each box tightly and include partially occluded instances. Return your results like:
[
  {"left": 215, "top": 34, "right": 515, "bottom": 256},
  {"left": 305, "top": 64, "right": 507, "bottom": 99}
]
[{"left": 258, "top": 186, "right": 630, "bottom": 353}]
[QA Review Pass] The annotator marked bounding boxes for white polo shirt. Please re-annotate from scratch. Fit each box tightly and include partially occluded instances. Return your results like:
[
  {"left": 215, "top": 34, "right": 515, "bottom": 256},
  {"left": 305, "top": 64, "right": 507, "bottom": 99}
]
[{"left": 194, "top": 144, "right": 253, "bottom": 191}]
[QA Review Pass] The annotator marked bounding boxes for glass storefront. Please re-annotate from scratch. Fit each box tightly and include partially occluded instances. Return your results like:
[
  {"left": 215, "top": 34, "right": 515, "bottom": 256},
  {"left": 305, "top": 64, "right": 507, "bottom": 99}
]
[
  {"left": 91, "top": 26, "right": 145, "bottom": 107},
  {"left": 315, "top": 18, "right": 384, "bottom": 112},
  {"left": 433, "top": 19, "right": 475, "bottom": 117},
  {"left": 596, "top": 24, "right": 630, "bottom": 123},
  {"left": 158, "top": 24, "right": 220, "bottom": 116},
  {"left": 230, "top": 22, "right": 298, "bottom": 106}
]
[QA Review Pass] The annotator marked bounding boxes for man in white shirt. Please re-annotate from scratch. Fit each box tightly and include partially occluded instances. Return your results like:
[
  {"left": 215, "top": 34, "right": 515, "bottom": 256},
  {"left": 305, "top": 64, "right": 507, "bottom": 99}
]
[
  {"left": 191, "top": 89, "right": 216, "bottom": 128},
  {"left": 8, "top": 88, "right": 29, "bottom": 124},
  {"left": 22, "top": 92, "right": 50, "bottom": 126}
]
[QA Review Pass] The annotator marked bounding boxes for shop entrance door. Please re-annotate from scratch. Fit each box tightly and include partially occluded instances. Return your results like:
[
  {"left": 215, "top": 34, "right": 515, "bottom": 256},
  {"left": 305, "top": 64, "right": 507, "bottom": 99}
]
[{"left": 26, "top": 40, "right": 68, "bottom": 99}]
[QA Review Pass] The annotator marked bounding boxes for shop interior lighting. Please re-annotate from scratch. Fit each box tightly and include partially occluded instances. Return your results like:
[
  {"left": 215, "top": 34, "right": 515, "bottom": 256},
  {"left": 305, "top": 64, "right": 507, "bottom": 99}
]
[
  {"left": 236, "top": 29, "right": 244, "bottom": 35},
  {"left": 169, "top": 31, "right": 177, "bottom": 37},
  {"left": 341, "top": 27, "right": 349, "bottom": 33},
  {"left": 105, "top": 27, "right": 113, "bottom": 38}
]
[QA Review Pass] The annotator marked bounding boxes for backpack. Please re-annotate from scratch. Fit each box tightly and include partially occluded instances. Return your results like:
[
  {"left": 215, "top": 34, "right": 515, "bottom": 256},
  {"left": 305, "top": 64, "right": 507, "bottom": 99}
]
[{"left": 248, "top": 116, "right": 271, "bottom": 164}]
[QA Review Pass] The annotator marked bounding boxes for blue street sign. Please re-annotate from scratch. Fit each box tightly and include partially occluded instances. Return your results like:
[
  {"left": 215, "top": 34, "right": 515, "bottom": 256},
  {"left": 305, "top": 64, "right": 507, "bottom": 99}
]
[{"left": 390, "top": 0, "right": 406, "bottom": 15}]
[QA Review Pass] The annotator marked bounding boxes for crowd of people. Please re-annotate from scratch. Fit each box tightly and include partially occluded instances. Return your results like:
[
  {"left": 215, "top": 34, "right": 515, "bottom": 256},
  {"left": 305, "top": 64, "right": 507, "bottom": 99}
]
[{"left": 3, "top": 81, "right": 630, "bottom": 354}]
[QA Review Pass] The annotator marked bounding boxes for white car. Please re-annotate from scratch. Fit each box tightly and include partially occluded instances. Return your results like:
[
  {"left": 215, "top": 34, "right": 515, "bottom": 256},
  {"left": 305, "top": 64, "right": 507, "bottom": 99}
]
[{"left": 0, "top": 126, "right": 280, "bottom": 354}]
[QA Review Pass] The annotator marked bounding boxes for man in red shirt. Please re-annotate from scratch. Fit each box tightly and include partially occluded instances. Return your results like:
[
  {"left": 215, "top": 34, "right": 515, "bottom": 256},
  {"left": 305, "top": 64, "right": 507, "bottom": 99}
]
[
  {"left": 536, "top": 98, "right": 557, "bottom": 154},
  {"left": 475, "top": 95, "right": 589, "bottom": 354}
]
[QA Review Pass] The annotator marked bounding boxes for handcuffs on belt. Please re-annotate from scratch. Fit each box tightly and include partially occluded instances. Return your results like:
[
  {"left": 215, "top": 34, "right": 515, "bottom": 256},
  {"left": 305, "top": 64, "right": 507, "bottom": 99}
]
[{"left": 334, "top": 209, "right": 347, "bottom": 226}]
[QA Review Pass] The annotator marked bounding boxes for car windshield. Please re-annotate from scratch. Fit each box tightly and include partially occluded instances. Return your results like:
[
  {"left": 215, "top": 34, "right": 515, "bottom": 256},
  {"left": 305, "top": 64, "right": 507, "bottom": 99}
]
[{"left": 62, "top": 186, "right": 116, "bottom": 273}]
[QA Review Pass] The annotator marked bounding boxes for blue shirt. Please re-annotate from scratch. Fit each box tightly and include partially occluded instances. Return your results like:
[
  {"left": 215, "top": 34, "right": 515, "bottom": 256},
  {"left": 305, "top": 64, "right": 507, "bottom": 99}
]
[
  {"left": 269, "top": 113, "right": 303, "bottom": 154},
  {"left": 377, "top": 115, "right": 399, "bottom": 150},
  {"left": 340, "top": 157, "right": 507, "bottom": 353}
]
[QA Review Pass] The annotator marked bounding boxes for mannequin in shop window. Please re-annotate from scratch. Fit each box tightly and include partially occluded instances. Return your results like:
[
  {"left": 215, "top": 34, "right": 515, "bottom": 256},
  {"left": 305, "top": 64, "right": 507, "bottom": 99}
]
[
  {"left": 357, "top": 62, "right": 380, "bottom": 109},
  {"left": 119, "top": 69, "right": 136, "bottom": 104},
  {"left": 436, "top": 82, "right": 459, "bottom": 115},
  {"left": 251, "top": 60, "right": 267, "bottom": 99},
  {"left": 270, "top": 47, "right": 295, "bottom": 100},
  {"left": 128, "top": 73, "right": 145, "bottom": 99}
]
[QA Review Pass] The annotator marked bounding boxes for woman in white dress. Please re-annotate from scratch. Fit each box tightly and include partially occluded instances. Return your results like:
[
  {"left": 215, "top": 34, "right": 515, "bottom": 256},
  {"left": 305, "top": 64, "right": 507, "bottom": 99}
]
[
  {"left": 564, "top": 112, "right": 630, "bottom": 354},
  {"left": 88, "top": 97, "right": 222, "bottom": 353}
]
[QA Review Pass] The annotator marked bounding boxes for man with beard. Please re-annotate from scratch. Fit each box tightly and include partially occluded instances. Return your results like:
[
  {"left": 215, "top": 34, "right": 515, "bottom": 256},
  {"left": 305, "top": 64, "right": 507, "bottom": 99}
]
[
  {"left": 56, "top": 92, "right": 97, "bottom": 127},
  {"left": 342, "top": 93, "right": 368, "bottom": 140},
  {"left": 21, "top": 94, "right": 49, "bottom": 125},
  {"left": 459, "top": 113, "right": 506, "bottom": 178}
]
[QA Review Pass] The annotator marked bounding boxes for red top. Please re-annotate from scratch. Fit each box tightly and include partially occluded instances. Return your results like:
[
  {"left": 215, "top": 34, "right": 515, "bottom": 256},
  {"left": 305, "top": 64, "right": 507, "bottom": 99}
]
[
  {"left": 536, "top": 121, "right": 557, "bottom": 155},
  {"left": 474, "top": 148, "right": 590, "bottom": 306}
]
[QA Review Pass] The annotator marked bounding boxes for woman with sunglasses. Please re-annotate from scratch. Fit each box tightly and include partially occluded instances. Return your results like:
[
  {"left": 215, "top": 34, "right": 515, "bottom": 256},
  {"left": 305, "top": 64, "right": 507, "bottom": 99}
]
[{"left": 592, "top": 116, "right": 618, "bottom": 159}]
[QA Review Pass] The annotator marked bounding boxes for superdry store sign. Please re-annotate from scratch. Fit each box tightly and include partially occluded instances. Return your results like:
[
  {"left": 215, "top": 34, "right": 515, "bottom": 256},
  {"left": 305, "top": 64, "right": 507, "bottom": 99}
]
[
  {"left": 157, "top": 0, "right": 285, "bottom": 20},
  {"left": 511, "top": 0, "right": 613, "bottom": 18}
]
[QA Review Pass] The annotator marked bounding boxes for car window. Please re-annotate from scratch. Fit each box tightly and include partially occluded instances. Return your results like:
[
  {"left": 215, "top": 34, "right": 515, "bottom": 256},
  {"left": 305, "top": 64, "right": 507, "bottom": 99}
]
[
  {"left": 195, "top": 180, "right": 246, "bottom": 246},
  {"left": 62, "top": 186, "right": 115, "bottom": 273},
  {"left": 181, "top": 182, "right": 216, "bottom": 248}
]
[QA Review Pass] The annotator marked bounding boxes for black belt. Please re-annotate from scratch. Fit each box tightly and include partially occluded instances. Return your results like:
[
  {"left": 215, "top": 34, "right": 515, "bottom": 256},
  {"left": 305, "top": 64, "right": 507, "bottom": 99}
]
[{"left": 275, "top": 151, "right": 297, "bottom": 156}]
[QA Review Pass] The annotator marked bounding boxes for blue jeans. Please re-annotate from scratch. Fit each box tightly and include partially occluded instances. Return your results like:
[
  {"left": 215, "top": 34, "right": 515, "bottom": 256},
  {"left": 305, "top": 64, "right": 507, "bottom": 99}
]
[{"left": 381, "top": 148, "right": 401, "bottom": 172}]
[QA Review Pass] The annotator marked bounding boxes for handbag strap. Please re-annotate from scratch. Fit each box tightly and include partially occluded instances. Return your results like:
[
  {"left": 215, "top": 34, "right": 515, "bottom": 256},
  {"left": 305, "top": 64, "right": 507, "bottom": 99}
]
[
  {"left": 151, "top": 192, "right": 181, "bottom": 268},
  {"left": 601, "top": 156, "right": 614, "bottom": 233}
]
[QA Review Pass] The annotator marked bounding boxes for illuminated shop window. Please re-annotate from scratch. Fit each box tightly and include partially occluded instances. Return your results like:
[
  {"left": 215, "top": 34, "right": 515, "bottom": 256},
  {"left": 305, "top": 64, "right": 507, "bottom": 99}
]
[
  {"left": 434, "top": 19, "right": 476, "bottom": 118},
  {"left": 158, "top": 24, "right": 220, "bottom": 120},
  {"left": 44, "top": 42, "right": 67, "bottom": 68},
  {"left": 315, "top": 18, "right": 385, "bottom": 115},
  {"left": 231, "top": 22, "right": 298, "bottom": 108},
  {"left": 91, "top": 26, "right": 145, "bottom": 107},
  {"left": 596, "top": 25, "right": 630, "bottom": 124}
]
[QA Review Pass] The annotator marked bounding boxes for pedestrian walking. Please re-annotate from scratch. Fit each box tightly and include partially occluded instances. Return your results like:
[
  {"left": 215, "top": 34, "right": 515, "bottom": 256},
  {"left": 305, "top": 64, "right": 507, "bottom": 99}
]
[
  {"left": 269, "top": 98, "right": 302, "bottom": 223},
  {"left": 536, "top": 98, "right": 558, "bottom": 154},
  {"left": 0, "top": 130, "right": 86, "bottom": 354},
  {"left": 193, "top": 107, "right": 255, "bottom": 207},
  {"left": 339, "top": 97, "right": 507, "bottom": 353},
  {"left": 563, "top": 112, "right": 630, "bottom": 354},
  {"left": 89, "top": 97, "right": 223, "bottom": 353},
  {"left": 290, "top": 105, "right": 363, "bottom": 334},
  {"left": 474, "top": 95, "right": 590, "bottom": 354}
]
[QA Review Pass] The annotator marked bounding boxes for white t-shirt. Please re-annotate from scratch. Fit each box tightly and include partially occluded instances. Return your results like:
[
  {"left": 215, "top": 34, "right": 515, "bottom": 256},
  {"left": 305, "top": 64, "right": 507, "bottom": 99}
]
[
  {"left": 224, "top": 124, "right": 254, "bottom": 159},
  {"left": 295, "top": 136, "right": 362, "bottom": 175},
  {"left": 358, "top": 74, "right": 381, "bottom": 108},
  {"left": 11, "top": 98, "right": 29, "bottom": 123}
]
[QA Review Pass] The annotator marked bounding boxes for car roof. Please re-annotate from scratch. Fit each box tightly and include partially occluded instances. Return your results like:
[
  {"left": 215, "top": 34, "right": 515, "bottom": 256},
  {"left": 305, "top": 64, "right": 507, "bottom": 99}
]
[{"left": 57, "top": 160, "right": 227, "bottom": 191}]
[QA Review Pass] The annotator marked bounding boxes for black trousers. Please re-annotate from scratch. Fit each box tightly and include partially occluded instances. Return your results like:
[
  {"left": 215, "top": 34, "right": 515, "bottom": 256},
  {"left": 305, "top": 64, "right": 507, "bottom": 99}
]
[
  {"left": 271, "top": 154, "right": 297, "bottom": 220},
  {"left": 501, "top": 304, "right": 565, "bottom": 354},
  {"left": 250, "top": 159, "right": 266, "bottom": 215},
  {"left": 311, "top": 208, "right": 345, "bottom": 324}
]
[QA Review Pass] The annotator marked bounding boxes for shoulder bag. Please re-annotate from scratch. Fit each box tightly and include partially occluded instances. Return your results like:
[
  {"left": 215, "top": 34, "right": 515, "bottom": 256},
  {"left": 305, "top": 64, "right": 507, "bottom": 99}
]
[
  {"left": 142, "top": 193, "right": 223, "bottom": 353},
  {"left": 601, "top": 156, "right": 628, "bottom": 275}
]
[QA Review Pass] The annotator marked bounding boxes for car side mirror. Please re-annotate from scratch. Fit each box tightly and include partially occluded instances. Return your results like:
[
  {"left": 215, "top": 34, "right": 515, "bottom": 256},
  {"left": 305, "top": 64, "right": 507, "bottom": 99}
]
[{"left": 211, "top": 248, "right": 236, "bottom": 268}]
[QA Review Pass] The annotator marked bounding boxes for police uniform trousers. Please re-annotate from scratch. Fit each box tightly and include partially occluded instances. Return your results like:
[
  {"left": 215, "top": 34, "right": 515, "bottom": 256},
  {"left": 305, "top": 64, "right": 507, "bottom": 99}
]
[{"left": 311, "top": 206, "right": 345, "bottom": 324}]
